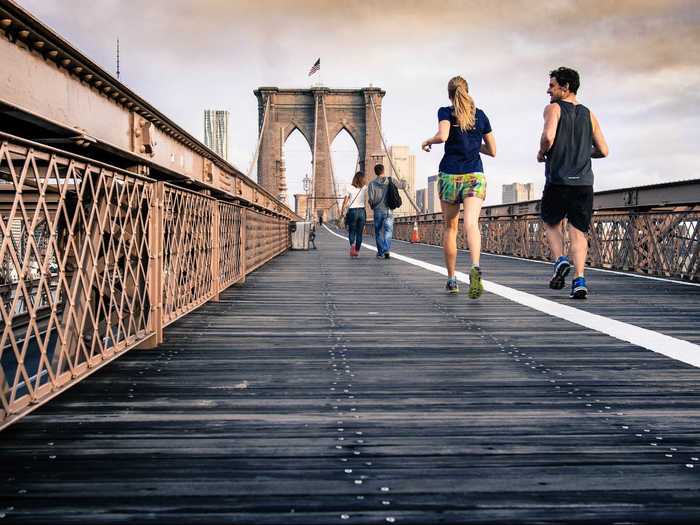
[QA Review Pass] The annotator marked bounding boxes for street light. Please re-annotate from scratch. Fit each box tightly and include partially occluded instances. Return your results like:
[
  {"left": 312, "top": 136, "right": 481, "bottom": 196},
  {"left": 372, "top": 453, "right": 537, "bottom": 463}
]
[{"left": 302, "top": 173, "right": 312, "bottom": 221}]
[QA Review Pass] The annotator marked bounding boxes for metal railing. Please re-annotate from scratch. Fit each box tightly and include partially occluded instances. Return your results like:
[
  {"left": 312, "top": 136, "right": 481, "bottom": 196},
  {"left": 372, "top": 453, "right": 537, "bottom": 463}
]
[
  {"left": 0, "top": 134, "right": 291, "bottom": 429},
  {"left": 391, "top": 184, "right": 699, "bottom": 282}
]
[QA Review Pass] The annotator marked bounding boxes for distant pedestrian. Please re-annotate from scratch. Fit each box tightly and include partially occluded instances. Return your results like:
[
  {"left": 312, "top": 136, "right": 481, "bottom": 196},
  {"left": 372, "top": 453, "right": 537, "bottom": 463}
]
[
  {"left": 537, "top": 67, "right": 608, "bottom": 299},
  {"left": 309, "top": 224, "right": 317, "bottom": 250},
  {"left": 421, "top": 76, "right": 496, "bottom": 298},
  {"left": 367, "top": 163, "right": 406, "bottom": 259},
  {"left": 341, "top": 171, "right": 368, "bottom": 257}
]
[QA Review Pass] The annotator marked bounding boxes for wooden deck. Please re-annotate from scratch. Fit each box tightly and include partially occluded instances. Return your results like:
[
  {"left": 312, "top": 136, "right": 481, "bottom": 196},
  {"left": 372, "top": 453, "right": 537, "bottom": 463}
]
[{"left": 1, "top": 228, "right": 700, "bottom": 524}]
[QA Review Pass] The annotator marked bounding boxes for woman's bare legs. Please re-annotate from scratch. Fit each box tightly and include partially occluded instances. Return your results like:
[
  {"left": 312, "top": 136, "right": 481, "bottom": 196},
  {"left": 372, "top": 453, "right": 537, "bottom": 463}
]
[
  {"left": 462, "top": 197, "right": 484, "bottom": 267},
  {"left": 441, "top": 201, "right": 461, "bottom": 276}
]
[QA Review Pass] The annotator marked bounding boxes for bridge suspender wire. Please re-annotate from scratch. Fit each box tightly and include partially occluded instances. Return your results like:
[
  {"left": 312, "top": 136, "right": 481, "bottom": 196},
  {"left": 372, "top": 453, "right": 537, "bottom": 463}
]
[
  {"left": 247, "top": 96, "right": 271, "bottom": 181},
  {"left": 310, "top": 95, "right": 319, "bottom": 221},
  {"left": 369, "top": 98, "right": 421, "bottom": 215},
  {"left": 321, "top": 97, "right": 342, "bottom": 218}
]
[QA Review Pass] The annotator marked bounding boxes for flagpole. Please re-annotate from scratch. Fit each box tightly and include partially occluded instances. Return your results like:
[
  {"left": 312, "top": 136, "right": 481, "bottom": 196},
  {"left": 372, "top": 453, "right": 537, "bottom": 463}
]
[{"left": 308, "top": 58, "right": 321, "bottom": 87}]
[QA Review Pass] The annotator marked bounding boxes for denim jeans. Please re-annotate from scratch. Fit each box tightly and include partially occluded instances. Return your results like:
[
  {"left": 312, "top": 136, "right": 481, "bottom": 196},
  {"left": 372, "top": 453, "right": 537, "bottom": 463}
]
[
  {"left": 346, "top": 208, "right": 366, "bottom": 250},
  {"left": 373, "top": 210, "right": 394, "bottom": 256}
]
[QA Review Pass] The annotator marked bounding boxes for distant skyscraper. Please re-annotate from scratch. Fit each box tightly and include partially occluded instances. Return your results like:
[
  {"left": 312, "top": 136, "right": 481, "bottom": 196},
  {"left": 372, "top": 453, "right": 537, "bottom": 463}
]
[
  {"left": 415, "top": 188, "right": 427, "bottom": 213},
  {"left": 427, "top": 174, "right": 440, "bottom": 214},
  {"left": 203, "top": 110, "right": 229, "bottom": 161},
  {"left": 383, "top": 145, "right": 416, "bottom": 216},
  {"left": 502, "top": 182, "right": 535, "bottom": 204}
]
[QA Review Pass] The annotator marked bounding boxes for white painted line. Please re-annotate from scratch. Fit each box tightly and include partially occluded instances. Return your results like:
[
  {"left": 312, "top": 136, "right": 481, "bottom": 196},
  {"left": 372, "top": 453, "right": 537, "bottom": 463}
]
[
  {"left": 324, "top": 225, "right": 700, "bottom": 368},
  {"left": 391, "top": 237, "right": 700, "bottom": 288}
]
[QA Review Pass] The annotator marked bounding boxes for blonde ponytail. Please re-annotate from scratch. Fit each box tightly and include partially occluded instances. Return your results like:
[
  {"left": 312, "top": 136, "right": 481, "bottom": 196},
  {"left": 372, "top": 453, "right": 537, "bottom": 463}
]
[{"left": 448, "top": 76, "right": 476, "bottom": 131}]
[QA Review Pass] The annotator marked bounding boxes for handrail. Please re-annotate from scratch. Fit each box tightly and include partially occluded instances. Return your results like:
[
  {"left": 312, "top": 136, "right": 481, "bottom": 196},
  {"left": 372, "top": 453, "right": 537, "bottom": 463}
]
[
  {"left": 389, "top": 200, "right": 699, "bottom": 282},
  {"left": 0, "top": 135, "right": 292, "bottom": 430}
]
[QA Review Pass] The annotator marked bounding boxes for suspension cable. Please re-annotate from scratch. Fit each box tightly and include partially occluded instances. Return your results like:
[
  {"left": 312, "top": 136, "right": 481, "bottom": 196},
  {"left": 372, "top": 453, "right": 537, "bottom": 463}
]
[
  {"left": 247, "top": 96, "right": 271, "bottom": 181},
  {"left": 369, "top": 97, "right": 420, "bottom": 214},
  {"left": 309, "top": 94, "right": 319, "bottom": 221},
  {"left": 321, "top": 96, "right": 342, "bottom": 218}
]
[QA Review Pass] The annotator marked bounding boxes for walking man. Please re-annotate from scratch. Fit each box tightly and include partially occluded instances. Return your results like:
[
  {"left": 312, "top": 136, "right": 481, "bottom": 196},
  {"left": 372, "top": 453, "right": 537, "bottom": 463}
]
[
  {"left": 538, "top": 67, "right": 608, "bottom": 298},
  {"left": 308, "top": 224, "right": 317, "bottom": 250},
  {"left": 368, "top": 163, "right": 406, "bottom": 259}
]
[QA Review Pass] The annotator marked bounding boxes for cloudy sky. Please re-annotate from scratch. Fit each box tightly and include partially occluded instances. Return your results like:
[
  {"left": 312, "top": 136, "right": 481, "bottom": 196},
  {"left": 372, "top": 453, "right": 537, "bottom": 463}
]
[{"left": 20, "top": 0, "right": 700, "bottom": 206}]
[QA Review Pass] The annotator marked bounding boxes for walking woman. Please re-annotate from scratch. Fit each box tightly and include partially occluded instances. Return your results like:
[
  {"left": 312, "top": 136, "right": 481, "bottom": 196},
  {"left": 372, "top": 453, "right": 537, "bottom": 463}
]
[
  {"left": 341, "top": 171, "right": 367, "bottom": 257},
  {"left": 421, "top": 76, "right": 496, "bottom": 298}
]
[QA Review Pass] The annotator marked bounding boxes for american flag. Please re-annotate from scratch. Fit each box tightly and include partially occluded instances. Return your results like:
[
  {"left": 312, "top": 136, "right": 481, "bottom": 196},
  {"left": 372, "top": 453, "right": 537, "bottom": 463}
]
[{"left": 308, "top": 58, "right": 320, "bottom": 76}]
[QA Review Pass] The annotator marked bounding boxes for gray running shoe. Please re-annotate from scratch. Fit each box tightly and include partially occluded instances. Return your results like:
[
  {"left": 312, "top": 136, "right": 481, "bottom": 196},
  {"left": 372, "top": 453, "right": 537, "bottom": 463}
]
[
  {"left": 445, "top": 277, "right": 459, "bottom": 294},
  {"left": 549, "top": 256, "right": 571, "bottom": 290}
]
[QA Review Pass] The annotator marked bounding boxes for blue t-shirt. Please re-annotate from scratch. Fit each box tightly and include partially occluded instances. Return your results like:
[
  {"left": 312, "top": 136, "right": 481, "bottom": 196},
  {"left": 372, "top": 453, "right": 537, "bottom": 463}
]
[{"left": 437, "top": 106, "right": 492, "bottom": 174}]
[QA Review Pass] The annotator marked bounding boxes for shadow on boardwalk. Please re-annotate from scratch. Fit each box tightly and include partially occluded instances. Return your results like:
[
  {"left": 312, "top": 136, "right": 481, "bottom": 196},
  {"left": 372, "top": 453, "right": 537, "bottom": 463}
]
[{"left": 1, "top": 228, "right": 700, "bottom": 524}]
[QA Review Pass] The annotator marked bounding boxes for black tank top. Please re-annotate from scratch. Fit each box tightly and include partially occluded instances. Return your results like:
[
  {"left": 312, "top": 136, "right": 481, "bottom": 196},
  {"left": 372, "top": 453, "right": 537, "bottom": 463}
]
[{"left": 545, "top": 101, "right": 594, "bottom": 186}]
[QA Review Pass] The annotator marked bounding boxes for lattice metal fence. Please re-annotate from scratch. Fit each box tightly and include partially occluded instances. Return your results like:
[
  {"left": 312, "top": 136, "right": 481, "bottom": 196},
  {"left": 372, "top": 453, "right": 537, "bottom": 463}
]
[
  {"left": 0, "top": 135, "right": 291, "bottom": 428},
  {"left": 162, "top": 186, "right": 215, "bottom": 326},
  {"left": 392, "top": 208, "right": 699, "bottom": 282},
  {"left": 245, "top": 211, "right": 290, "bottom": 273},
  {"left": 219, "top": 202, "right": 245, "bottom": 290}
]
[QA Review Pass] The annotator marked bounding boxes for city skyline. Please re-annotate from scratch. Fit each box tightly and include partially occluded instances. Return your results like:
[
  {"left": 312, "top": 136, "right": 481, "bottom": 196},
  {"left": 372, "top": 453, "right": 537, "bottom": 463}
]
[{"left": 20, "top": 0, "right": 700, "bottom": 206}]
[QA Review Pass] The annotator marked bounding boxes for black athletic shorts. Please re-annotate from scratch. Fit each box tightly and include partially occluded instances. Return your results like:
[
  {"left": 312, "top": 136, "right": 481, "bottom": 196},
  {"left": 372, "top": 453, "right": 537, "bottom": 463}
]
[{"left": 540, "top": 184, "right": 594, "bottom": 232}]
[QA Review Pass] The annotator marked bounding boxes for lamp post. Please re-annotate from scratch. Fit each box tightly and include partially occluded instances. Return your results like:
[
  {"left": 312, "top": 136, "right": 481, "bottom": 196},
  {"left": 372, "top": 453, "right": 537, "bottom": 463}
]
[{"left": 302, "top": 173, "right": 311, "bottom": 220}]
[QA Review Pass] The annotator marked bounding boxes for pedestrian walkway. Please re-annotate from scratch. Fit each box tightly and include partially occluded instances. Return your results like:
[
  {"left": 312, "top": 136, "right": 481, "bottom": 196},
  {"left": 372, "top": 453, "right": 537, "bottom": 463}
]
[{"left": 1, "top": 228, "right": 699, "bottom": 524}]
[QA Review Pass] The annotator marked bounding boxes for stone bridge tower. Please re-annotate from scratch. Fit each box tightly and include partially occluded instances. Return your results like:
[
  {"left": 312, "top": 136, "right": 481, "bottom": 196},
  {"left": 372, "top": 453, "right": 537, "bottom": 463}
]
[{"left": 254, "top": 87, "right": 385, "bottom": 221}]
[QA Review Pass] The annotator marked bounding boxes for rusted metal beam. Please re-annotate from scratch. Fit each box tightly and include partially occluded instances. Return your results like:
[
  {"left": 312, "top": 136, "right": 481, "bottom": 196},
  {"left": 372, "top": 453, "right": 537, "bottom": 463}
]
[{"left": 0, "top": 0, "right": 296, "bottom": 221}]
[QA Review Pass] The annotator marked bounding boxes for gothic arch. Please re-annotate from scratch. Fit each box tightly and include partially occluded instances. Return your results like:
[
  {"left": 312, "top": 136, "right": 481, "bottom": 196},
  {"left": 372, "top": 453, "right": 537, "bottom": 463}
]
[
  {"left": 284, "top": 122, "right": 313, "bottom": 150},
  {"left": 254, "top": 86, "right": 385, "bottom": 220},
  {"left": 330, "top": 124, "right": 363, "bottom": 158}
]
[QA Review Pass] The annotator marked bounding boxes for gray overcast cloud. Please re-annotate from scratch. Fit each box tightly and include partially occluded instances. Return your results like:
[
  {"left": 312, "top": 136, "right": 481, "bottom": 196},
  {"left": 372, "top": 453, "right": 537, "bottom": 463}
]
[{"left": 19, "top": 0, "right": 700, "bottom": 206}]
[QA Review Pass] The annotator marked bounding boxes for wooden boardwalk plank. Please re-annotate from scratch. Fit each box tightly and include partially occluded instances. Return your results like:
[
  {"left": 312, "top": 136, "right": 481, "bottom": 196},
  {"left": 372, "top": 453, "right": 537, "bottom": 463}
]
[{"left": 1, "top": 228, "right": 699, "bottom": 524}]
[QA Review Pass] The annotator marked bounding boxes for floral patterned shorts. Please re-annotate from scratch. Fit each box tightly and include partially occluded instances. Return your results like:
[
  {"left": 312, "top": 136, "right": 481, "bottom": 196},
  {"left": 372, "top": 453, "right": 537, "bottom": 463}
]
[{"left": 438, "top": 172, "right": 486, "bottom": 203}]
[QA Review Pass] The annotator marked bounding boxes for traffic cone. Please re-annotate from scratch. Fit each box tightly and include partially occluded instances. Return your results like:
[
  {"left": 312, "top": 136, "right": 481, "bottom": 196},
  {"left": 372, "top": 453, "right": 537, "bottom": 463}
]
[{"left": 410, "top": 221, "right": 420, "bottom": 243}]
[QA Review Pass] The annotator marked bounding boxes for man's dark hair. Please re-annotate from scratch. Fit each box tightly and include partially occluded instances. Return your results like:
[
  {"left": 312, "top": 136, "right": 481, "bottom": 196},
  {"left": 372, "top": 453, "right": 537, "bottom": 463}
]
[
  {"left": 374, "top": 163, "right": 385, "bottom": 176},
  {"left": 550, "top": 67, "right": 580, "bottom": 94}
]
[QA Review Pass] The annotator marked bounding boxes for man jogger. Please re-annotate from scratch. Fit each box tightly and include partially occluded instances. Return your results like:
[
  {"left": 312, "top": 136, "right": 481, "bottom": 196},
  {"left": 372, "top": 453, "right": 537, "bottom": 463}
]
[{"left": 537, "top": 67, "right": 608, "bottom": 299}]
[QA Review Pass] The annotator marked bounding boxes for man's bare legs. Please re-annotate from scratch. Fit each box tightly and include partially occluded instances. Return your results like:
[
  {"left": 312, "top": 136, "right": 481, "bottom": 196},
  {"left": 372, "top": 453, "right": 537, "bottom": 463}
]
[
  {"left": 545, "top": 219, "right": 588, "bottom": 295},
  {"left": 545, "top": 220, "right": 587, "bottom": 276},
  {"left": 441, "top": 201, "right": 460, "bottom": 277},
  {"left": 568, "top": 225, "right": 588, "bottom": 277},
  {"left": 568, "top": 225, "right": 589, "bottom": 298},
  {"left": 545, "top": 220, "right": 570, "bottom": 290},
  {"left": 544, "top": 220, "right": 565, "bottom": 260}
]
